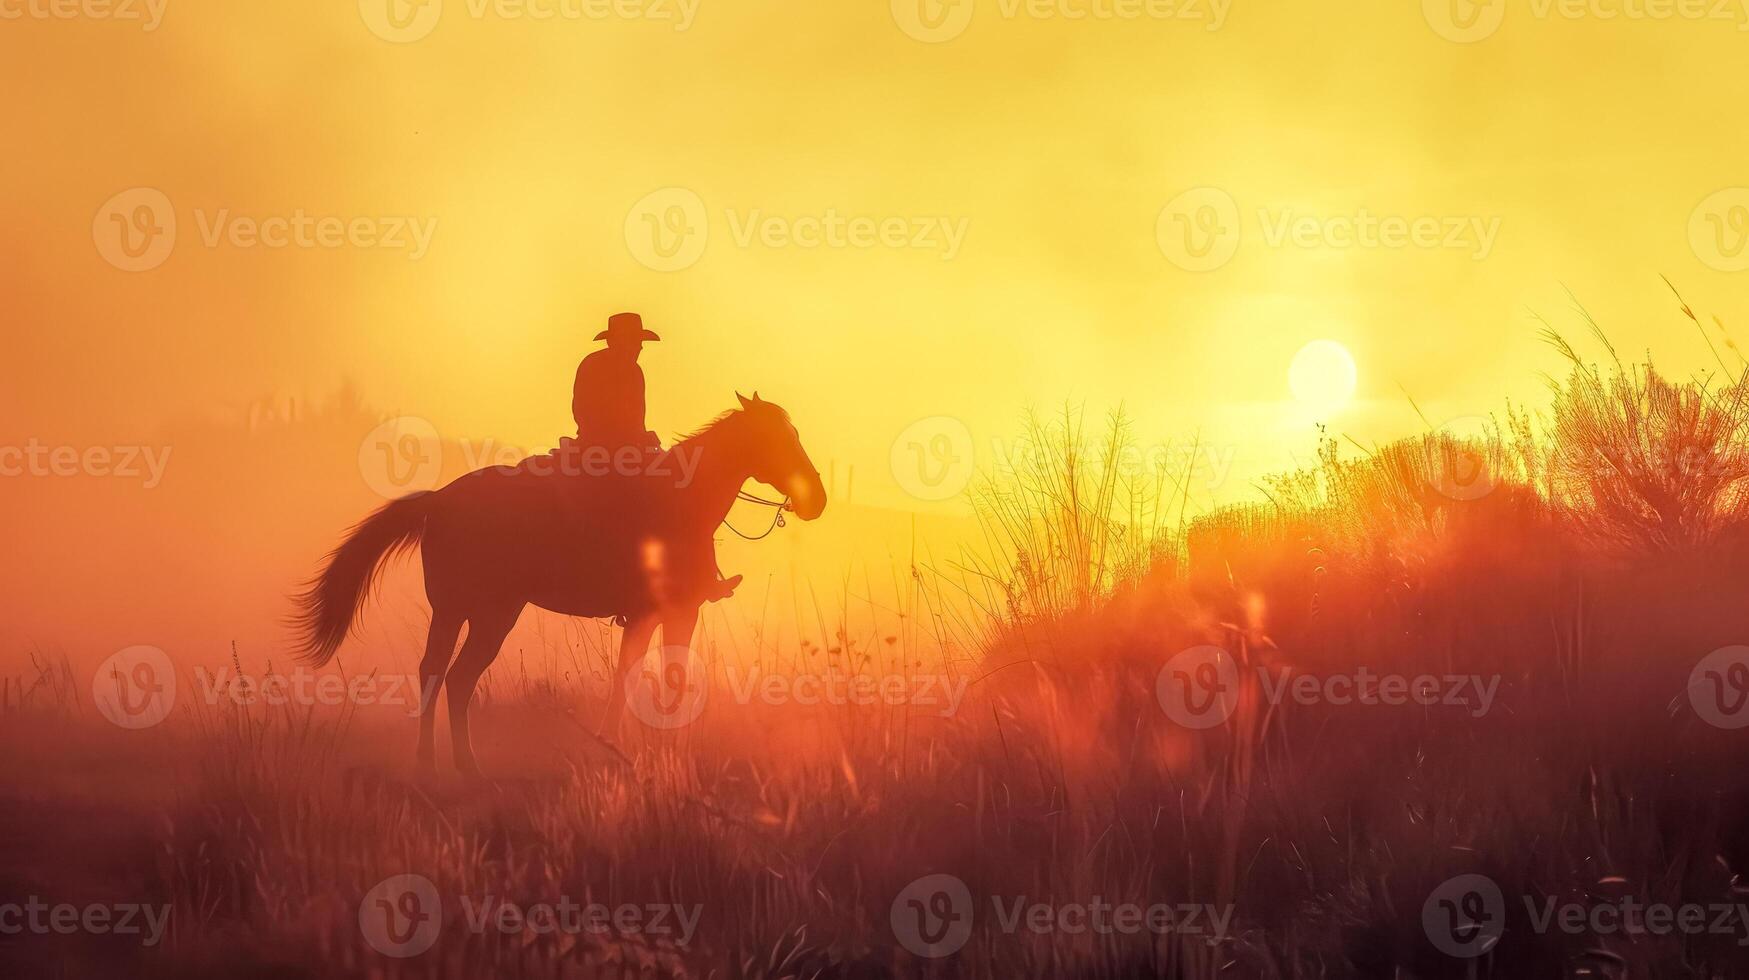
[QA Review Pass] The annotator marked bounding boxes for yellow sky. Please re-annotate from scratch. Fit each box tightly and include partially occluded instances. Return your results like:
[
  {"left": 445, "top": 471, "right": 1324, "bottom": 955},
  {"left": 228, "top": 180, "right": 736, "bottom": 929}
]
[{"left": 5, "top": 0, "right": 1749, "bottom": 517}]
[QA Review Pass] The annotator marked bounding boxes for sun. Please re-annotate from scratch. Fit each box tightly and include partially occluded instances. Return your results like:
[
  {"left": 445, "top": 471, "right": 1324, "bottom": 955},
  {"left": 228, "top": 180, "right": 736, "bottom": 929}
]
[{"left": 1288, "top": 340, "right": 1359, "bottom": 415}]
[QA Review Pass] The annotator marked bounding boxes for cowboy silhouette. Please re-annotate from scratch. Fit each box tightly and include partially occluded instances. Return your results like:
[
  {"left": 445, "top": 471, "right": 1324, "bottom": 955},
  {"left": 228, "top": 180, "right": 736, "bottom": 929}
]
[
  {"left": 573, "top": 312, "right": 663, "bottom": 450},
  {"left": 571, "top": 312, "right": 740, "bottom": 604}
]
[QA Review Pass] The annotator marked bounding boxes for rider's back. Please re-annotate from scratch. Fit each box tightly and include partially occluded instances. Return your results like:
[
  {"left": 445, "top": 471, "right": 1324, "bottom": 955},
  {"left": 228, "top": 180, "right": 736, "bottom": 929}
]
[{"left": 572, "top": 347, "right": 648, "bottom": 447}]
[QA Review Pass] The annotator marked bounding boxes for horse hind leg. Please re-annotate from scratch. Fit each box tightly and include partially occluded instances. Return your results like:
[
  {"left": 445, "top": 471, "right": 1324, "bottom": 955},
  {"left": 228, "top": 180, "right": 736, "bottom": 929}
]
[
  {"left": 445, "top": 604, "right": 523, "bottom": 776},
  {"left": 415, "top": 609, "right": 464, "bottom": 774}
]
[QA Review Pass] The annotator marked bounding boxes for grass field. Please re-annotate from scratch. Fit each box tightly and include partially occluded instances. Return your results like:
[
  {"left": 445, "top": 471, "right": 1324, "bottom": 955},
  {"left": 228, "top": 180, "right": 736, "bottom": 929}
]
[{"left": 6, "top": 315, "right": 1749, "bottom": 979}]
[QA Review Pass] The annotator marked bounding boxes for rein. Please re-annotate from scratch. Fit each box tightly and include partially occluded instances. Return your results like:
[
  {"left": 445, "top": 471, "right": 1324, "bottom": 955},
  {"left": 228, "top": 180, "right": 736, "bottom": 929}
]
[{"left": 722, "top": 489, "right": 791, "bottom": 541}]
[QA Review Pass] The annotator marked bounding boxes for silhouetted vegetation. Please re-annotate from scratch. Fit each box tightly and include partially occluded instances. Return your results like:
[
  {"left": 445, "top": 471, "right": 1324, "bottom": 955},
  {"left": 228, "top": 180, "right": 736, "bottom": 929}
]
[{"left": 5, "top": 304, "right": 1749, "bottom": 978}]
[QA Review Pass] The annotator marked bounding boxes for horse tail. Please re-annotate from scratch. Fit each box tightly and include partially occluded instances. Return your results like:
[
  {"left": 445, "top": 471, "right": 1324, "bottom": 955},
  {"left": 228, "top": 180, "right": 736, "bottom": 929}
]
[{"left": 292, "top": 493, "right": 431, "bottom": 667}]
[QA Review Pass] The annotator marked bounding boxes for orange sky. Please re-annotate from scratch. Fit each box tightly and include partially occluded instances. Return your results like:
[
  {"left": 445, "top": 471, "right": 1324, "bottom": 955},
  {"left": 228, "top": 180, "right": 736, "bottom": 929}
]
[{"left": 4, "top": 0, "right": 1748, "bottom": 666}]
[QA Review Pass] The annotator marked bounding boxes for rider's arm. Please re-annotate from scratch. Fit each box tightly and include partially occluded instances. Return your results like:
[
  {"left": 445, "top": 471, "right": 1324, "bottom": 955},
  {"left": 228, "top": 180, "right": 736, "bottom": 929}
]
[
  {"left": 630, "top": 363, "right": 648, "bottom": 435},
  {"left": 571, "top": 361, "right": 590, "bottom": 434}
]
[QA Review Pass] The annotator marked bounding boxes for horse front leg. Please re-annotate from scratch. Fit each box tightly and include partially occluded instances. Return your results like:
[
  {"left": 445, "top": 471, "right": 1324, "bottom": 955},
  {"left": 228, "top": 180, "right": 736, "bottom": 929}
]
[
  {"left": 603, "top": 614, "right": 659, "bottom": 737},
  {"left": 662, "top": 603, "right": 700, "bottom": 655}
]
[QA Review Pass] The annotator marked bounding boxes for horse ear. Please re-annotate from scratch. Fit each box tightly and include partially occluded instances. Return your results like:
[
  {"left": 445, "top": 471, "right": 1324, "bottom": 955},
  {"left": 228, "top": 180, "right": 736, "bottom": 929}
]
[
  {"left": 737, "top": 392, "right": 754, "bottom": 411},
  {"left": 752, "top": 391, "right": 763, "bottom": 403}
]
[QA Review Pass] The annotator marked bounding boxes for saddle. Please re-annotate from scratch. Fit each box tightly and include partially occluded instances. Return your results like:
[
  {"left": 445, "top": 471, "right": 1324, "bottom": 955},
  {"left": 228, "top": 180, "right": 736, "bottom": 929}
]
[{"left": 539, "top": 433, "right": 735, "bottom": 623}]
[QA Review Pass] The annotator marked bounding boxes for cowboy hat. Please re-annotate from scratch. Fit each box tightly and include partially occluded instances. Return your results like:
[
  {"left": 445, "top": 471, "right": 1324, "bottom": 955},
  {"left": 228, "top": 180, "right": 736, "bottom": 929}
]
[{"left": 595, "top": 311, "right": 661, "bottom": 343}]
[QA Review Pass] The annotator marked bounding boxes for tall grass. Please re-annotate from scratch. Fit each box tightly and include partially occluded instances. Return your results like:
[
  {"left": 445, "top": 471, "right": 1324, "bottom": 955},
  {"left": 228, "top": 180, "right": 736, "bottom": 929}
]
[
  {"left": 9, "top": 302, "right": 1749, "bottom": 978},
  {"left": 947, "top": 406, "right": 1186, "bottom": 644},
  {"left": 1529, "top": 330, "right": 1749, "bottom": 552}
]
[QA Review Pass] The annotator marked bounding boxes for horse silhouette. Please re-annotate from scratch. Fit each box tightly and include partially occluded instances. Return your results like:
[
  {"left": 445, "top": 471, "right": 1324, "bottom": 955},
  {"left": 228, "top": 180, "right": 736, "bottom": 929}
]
[{"left": 293, "top": 393, "right": 826, "bottom": 774}]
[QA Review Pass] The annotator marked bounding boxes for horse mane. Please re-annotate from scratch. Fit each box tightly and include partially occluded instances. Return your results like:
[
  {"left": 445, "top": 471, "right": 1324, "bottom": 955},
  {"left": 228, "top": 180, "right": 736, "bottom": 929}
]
[
  {"left": 676, "top": 409, "right": 739, "bottom": 444},
  {"left": 675, "top": 403, "right": 790, "bottom": 445}
]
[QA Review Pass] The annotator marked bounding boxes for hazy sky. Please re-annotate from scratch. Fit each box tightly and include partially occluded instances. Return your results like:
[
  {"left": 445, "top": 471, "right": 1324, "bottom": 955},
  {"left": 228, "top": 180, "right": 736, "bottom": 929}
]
[{"left": 5, "top": 0, "right": 1748, "bottom": 515}]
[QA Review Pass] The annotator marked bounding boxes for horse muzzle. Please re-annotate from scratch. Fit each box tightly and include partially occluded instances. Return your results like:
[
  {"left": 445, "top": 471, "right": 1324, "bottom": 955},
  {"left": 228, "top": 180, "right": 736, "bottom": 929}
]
[{"left": 787, "top": 472, "right": 827, "bottom": 521}]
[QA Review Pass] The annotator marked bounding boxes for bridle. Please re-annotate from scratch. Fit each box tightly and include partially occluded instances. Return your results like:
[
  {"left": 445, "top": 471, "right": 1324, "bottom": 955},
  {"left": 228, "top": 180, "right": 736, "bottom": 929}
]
[
  {"left": 721, "top": 463, "right": 818, "bottom": 542},
  {"left": 722, "top": 489, "right": 791, "bottom": 540}
]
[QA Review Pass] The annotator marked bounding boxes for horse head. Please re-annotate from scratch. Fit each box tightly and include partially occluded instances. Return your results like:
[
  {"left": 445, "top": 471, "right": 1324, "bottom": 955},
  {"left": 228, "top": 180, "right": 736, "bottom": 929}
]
[{"left": 734, "top": 392, "right": 827, "bottom": 520}]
